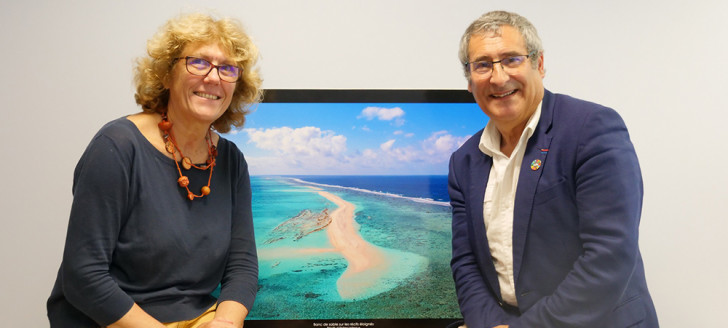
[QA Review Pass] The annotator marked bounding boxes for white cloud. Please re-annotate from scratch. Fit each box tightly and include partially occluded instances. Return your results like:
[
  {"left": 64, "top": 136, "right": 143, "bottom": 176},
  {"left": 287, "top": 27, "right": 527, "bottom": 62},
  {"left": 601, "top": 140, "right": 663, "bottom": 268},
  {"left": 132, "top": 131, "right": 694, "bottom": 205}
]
[
  {"left": 422, "top": 131, "right": 469, "bottom": 160},
  {"left": 358, "top": 107, "right": 405, "bottom": 125},
  {"left": 393, "top": 130, "right": 414, "bottom": 137},
  {"left": 239, "top": 126, "right": 472, "bottom": 175},
  {"left": 244, "top": 126, "right": 347, "bottom": 158},
  {"left": 361, "top": 149, "right": 378, "bottom": 160},
  {"left": 364, "top": 131, "right": 468, "bottom": 167},
  {"left": 380, "top": 139, "right": 396, "bottom": 151}
]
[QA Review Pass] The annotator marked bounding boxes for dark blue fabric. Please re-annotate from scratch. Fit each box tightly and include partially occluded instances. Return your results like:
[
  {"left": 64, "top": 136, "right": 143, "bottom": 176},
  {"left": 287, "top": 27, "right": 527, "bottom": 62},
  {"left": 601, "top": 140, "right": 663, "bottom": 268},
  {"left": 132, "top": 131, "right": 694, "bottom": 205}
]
[
  {"left": 449, "top": 90, "right": 658, "bottom": 327},
  {"left": 47, "top": 118, "right": 258, "bottom": 327}
]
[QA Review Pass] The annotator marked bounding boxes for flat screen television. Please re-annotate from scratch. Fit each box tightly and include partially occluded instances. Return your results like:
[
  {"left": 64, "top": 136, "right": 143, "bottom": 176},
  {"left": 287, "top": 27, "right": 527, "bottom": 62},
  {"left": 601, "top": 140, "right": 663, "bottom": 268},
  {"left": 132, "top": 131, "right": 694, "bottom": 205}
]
[{"left": 222, "top": 89, "right": 487, "bottom": 328}]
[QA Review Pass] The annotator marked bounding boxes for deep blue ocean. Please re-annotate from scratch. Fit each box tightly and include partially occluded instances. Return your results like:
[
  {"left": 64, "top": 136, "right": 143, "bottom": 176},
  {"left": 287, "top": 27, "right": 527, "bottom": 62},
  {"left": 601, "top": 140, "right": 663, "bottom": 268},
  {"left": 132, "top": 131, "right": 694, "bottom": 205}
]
[{"left": 283, "top": 175, "right": 450, "bottom": 203}]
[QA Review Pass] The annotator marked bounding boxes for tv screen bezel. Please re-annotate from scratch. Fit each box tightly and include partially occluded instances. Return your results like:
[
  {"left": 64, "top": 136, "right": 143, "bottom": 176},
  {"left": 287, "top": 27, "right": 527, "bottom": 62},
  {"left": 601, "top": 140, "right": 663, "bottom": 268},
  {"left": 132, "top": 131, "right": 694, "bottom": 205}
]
[{"left": 242, "top": 89, "right": 471, "bottom": 328}]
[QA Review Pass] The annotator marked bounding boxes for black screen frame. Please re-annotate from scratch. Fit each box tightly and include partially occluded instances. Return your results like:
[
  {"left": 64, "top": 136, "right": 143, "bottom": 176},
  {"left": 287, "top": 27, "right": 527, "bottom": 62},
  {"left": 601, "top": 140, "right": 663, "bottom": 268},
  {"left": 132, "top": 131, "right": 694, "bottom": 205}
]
[{"left": 244, "top": 89, "right": 470, "bottom": 328}]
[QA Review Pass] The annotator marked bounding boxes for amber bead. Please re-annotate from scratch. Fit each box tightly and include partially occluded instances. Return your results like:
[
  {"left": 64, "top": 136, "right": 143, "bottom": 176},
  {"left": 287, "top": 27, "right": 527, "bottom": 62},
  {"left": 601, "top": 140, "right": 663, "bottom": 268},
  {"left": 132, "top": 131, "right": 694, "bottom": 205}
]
[
  {"left": 158, "top": 120, "right": 173, "bottom": 131},
  {"left": 187, "top": 192, "right": 195, "bottom": 200},
  {"left": 177, "top": 176, "right": 189, "bottom": 187},
  {"left": 201, "top": 186, "right": 211, "bottom": 195}
]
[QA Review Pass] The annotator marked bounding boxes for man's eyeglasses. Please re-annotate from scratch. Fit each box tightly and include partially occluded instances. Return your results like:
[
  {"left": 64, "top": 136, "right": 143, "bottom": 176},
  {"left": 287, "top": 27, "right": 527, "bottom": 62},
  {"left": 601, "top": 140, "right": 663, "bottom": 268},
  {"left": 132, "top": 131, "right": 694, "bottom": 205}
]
[
  {"left": 174, "top": 56, "right": 241, "bottom": 83},
  {"left": 466, "top": 51, "right": 536, "bottom": 76}
]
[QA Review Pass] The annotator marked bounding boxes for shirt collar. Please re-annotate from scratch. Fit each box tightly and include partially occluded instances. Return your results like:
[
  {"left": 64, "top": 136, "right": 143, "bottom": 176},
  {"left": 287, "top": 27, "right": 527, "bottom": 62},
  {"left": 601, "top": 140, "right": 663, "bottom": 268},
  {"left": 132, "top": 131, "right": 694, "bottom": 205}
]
[{"left": 479, "top": 101, "right": 542, "bottom": 157}]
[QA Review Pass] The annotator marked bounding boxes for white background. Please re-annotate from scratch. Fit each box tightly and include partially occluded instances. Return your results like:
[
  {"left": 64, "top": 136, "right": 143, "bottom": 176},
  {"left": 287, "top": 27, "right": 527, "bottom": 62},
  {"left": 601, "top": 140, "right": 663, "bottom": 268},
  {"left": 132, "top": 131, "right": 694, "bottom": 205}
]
[{"left": 1, "top": 0, "right": 726, "bottom": 326}]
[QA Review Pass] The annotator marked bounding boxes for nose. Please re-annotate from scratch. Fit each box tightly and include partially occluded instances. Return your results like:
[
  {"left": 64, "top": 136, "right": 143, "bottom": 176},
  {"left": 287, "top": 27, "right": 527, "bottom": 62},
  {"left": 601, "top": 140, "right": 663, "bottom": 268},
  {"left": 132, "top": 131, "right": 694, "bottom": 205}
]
[
  {"left": 203, "top": 67, "right": 222, "bottom": 84},
  {"left": 489, "top": 63, "right": 509, "bottom": 86}
]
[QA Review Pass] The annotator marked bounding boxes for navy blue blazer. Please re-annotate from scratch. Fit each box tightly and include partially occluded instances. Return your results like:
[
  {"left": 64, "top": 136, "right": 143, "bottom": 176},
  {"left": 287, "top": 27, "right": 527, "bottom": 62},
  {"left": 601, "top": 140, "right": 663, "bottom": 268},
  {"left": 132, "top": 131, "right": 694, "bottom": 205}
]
[{"left": 448, "top": 90, "right": 658, "bottom": 328}]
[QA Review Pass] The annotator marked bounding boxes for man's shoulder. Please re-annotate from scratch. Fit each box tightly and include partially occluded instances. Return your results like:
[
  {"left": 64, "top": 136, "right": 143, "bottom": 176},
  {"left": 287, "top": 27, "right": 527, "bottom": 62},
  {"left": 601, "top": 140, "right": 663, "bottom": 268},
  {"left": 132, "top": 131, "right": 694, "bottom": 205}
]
[
  {"left": 547, "top": 91, "right": 615, "bottom": 117},
  {"left": 544, "top": 90, "right": 624, "bottom": 130}
]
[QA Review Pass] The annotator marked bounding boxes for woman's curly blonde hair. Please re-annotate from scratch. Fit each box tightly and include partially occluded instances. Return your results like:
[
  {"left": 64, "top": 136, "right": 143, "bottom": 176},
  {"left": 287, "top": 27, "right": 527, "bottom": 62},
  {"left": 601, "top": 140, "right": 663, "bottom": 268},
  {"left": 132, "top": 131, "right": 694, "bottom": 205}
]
[{"left": 134, "top": 13, "right": 262, "bottom": 133}]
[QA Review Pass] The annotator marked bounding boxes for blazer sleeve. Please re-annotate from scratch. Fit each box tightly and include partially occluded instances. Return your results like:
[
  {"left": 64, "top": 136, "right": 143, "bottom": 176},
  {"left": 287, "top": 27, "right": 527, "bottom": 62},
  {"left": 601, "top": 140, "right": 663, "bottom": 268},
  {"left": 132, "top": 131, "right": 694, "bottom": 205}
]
[
  {"left": 510, "top": 107, "right": 644, "bottom": 327},
  {"left": 449, "top": 154, "right": 518, "bottom": 328}
]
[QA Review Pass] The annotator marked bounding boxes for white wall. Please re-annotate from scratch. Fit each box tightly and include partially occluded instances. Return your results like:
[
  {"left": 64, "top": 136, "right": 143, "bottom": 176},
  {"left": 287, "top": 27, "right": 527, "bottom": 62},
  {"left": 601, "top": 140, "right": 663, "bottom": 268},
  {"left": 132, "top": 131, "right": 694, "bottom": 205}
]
[{"left": 1, "top": 0, "right": 726, "bottom": 325}]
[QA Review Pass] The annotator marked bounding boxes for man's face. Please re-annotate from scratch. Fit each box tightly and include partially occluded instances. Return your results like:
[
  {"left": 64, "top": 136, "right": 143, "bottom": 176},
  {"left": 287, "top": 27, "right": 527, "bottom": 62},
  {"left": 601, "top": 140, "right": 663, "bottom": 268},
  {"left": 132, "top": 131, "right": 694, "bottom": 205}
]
[{"left": 467, "top": 25, "right": 545, "bottom": 132}]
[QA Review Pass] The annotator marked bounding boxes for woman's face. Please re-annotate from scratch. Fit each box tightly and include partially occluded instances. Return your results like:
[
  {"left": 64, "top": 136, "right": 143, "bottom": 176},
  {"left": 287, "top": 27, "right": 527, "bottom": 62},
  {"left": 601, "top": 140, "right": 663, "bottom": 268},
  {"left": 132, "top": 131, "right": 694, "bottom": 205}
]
[{"left": 166, "top": 42, "right": 237, "bottom": 126}]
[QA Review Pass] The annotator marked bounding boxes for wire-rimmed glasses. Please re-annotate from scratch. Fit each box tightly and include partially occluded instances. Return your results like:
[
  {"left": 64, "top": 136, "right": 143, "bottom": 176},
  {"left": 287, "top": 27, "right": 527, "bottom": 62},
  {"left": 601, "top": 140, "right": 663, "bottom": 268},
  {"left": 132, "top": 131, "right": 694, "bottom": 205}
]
[{"left": 466, "top": 51, "right": 536, "bottom": 76}]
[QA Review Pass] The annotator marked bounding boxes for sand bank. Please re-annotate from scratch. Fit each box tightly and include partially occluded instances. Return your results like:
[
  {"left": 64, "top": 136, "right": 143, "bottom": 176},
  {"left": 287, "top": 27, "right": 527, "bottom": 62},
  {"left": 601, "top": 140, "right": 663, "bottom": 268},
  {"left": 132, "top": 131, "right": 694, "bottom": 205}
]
[{"left": 318, "top": 190, "right": 401, "bottom": 300}]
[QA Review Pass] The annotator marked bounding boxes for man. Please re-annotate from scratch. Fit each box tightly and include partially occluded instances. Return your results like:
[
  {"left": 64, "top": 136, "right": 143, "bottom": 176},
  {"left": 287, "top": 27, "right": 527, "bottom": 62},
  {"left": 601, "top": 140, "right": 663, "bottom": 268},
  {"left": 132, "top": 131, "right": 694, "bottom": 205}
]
[{"left": 448, "top": 11, "right": 658, "bottom": 328}]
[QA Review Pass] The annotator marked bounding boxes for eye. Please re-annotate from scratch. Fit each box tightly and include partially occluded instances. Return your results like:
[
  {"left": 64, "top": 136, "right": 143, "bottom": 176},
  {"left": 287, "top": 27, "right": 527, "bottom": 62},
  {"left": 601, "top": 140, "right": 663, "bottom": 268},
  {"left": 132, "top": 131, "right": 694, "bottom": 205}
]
[
  {"left": 502, "top": 56, "right": 525, "bottom": 67},
  {"left": 218, "top": 65, "right": 240, "bottom": 76},
  {"left": 188, "top": 57, "right": 210, "bottom": 69},
  {"left": 471, "top": 61, "right": 493, "bottom": 71}
]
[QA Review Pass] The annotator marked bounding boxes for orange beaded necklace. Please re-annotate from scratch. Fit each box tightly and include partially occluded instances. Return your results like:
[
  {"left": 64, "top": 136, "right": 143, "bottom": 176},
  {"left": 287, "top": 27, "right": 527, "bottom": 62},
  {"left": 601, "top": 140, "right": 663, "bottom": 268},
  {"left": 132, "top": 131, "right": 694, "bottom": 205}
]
[{"left": 158, "top": 112, "right": 217, "bottom": 200}]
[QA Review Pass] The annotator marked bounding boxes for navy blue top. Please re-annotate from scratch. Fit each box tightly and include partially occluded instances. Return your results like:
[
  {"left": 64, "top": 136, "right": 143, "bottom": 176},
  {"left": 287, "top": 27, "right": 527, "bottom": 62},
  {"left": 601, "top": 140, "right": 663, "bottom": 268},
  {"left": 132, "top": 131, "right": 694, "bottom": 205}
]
[{"left": 47, "top": 117, "right": 258, "bottom": 327}]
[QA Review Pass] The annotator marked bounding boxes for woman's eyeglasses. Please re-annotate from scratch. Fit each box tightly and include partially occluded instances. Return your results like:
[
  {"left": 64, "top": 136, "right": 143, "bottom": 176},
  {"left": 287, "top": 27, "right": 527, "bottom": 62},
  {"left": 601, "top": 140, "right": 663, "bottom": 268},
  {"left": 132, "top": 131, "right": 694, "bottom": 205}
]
[{"left": 174, "top": 56, "right": 241, "bottom": 83}]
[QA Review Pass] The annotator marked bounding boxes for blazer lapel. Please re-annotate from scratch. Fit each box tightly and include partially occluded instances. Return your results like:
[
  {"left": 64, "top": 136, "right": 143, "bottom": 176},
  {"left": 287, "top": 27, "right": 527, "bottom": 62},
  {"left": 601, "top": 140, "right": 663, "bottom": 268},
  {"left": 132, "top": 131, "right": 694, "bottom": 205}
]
[
  {"left": 513, "top": 90, "right": 554, "bottom": 283},
  {"left": 466, "top": 143, "right": 503, "bottom": 298}
]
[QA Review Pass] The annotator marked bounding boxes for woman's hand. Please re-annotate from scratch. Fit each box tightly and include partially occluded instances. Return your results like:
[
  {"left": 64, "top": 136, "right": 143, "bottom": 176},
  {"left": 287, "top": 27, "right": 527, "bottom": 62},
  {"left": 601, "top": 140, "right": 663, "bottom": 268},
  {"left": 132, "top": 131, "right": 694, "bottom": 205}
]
[
  {"left": 198, "top": 318, "right": 236, "bottom": 328},
  {"left": 203, "top": 300, "right": 249, "bottom": 328}
]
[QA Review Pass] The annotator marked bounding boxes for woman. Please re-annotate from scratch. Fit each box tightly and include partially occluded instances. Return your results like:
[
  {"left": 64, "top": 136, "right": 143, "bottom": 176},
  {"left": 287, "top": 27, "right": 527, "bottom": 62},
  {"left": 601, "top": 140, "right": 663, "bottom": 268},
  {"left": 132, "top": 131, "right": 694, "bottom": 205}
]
[{"left": 47, "top": 13, "right": 261, "bottom": 328}]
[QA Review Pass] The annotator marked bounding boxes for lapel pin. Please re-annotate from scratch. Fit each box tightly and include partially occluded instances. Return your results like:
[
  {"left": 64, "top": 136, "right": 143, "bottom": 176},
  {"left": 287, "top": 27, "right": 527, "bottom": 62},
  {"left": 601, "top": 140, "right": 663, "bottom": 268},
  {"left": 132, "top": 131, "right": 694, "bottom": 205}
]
[{"left": 530, "top": 159, "right": 542, "bottom": 171}]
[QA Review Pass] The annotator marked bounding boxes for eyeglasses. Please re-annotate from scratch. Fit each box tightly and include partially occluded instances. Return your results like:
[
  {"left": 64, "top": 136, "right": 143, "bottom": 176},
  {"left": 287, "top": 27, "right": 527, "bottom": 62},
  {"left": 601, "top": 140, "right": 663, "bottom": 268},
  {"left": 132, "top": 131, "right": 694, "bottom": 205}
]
[
  {"left": 174, "top": 56, "right": 241, "bottom": 83},
  {"left": 466, "top": 51, "right": 536, "bottom": 76}
]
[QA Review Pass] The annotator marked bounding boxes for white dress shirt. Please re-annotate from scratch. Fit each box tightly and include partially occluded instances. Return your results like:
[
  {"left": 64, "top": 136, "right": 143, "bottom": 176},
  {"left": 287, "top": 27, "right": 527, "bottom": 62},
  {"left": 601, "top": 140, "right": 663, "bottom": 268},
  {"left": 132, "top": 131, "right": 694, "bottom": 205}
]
[{"left": 478, "top": 102, "right": 542, "bottom": 306}]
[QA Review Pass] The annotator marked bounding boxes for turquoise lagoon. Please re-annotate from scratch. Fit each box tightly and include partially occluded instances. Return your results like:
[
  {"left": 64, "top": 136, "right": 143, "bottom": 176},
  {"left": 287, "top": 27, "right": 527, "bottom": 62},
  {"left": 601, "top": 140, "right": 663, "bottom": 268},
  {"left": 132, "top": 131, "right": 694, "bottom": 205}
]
[{"left": 248, "top": 176, "right": 460, "bottom": 320}]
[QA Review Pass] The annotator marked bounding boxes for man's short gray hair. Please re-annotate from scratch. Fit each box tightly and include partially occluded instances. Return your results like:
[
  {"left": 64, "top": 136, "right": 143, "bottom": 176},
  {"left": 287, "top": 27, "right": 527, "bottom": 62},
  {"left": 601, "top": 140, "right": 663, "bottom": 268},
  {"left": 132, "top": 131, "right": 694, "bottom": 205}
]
[{"left": 459, "top": 11, "right": 543, "bottom": 80}]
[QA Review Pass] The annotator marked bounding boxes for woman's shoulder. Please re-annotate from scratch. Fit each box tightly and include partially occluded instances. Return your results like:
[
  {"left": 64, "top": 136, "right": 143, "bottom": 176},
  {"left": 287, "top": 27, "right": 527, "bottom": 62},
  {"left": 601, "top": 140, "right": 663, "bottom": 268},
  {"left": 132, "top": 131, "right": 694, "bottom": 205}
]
[
  {"left": 83, "top": 114, "right": 151, "bottom": 157},
  {"left": 89, "top": 116, "right": 139, "bottom": 143},
  {"left": 215, "top": 135, "right": 250, "bottom": 178},
  {"left": 216, "top": 134, "right": 244, "bottom": 159},
  {"left": 103, "top": 112, "right": 166, "bottom": 151}
]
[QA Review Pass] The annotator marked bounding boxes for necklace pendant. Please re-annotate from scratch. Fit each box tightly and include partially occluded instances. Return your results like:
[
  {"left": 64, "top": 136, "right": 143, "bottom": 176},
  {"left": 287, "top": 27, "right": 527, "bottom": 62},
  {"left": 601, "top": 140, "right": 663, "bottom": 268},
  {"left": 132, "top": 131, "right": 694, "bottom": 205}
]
[
  {"left": 159, "top": 113, "right": 215, "bottom": 201},
  {"left": 165, "top": 141, "right": 175, "bottom": 154},
  {"left": 182, "top": 157, "right": 192, "bottom": 170}
]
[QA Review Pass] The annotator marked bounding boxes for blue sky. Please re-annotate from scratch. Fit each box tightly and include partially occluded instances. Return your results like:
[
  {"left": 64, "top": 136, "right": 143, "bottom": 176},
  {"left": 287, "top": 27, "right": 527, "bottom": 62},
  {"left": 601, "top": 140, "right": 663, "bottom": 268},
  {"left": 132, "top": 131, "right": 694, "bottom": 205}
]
[{"left": 223, "top": 102, "right": 487, "bottom": 175}]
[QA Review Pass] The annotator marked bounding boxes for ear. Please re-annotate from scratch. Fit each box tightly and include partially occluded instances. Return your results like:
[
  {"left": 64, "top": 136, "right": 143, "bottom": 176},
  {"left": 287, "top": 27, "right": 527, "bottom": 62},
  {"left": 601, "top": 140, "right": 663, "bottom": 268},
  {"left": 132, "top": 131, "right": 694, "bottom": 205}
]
[
  {"left": 162, "top": 71, "right": 172, "bottom": 89},
  {"left": 467, "top": 79, "right": 473, "bottom": 93},
  {"left": 537, "top": 52, "right": 545, "bottom": 78}
]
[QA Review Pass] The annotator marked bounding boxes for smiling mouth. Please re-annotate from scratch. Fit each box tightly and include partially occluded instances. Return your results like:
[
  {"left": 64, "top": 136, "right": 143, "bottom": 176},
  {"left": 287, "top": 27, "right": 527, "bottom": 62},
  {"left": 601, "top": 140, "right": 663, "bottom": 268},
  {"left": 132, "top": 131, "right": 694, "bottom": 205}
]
[
  {"left": 491, "top": 90, "right": 516, "bottom": 98},
  {"left": 194, "top": 91, "right": 221, "bottom": 100}
]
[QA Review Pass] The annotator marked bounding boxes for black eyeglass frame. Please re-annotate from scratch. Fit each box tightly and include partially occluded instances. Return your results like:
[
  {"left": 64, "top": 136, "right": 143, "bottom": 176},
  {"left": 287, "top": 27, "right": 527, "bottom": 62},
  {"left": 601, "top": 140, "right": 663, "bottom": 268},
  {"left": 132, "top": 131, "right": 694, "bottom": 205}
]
[{"left": 173, "top": 56, "right": 242, "bottom": 83}]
